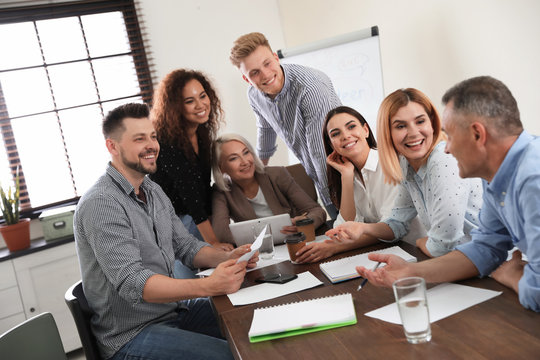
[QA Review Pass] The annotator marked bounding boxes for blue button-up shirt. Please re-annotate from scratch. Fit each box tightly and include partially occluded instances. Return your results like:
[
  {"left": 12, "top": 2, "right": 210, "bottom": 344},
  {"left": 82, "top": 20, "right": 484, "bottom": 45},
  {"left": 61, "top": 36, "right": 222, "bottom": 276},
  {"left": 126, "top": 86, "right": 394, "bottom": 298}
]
[{"left": 457, "top": 131, "right": 540, "bottom": 311}]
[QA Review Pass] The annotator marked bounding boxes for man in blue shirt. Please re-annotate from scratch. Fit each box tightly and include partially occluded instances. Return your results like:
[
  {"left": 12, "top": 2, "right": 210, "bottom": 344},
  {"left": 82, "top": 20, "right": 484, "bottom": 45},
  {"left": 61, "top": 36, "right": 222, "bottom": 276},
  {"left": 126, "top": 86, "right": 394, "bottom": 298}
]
[
  {"left": 354, "top": 76, "right": 539, "bottom": 311},
  {"left": 230, "top": 32, "right": 341, "bottom": 219}
]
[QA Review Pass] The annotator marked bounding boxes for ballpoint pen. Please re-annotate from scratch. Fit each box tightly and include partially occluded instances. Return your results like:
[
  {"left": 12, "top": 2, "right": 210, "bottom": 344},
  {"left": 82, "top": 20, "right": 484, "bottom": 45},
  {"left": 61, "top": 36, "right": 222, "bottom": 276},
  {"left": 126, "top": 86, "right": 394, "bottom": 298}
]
[{"left": 357, "top": 262, "right": 382, "bottom": 290}]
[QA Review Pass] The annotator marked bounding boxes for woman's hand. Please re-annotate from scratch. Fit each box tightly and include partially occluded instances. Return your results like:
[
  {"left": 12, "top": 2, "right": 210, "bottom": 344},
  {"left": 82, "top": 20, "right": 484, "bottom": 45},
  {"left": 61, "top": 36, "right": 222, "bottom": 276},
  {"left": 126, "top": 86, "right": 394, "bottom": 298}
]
[
  {"left": 415, "top": 237, "right": 433, "bottom": 258},
  {"left": 281, "top": 213, "right": 308, "bottom": 234},
  {"left": 326, "top": 151, "right": 354, "bottom": 176},
  {"left": 325, "top": 221, "right": 366, "bottom": 243},
  {"left": 281, "top": 225, "right": 298, "bottom": 234},
  {"left": 294, "top": 241, "right": 335, "bottom": 263}
]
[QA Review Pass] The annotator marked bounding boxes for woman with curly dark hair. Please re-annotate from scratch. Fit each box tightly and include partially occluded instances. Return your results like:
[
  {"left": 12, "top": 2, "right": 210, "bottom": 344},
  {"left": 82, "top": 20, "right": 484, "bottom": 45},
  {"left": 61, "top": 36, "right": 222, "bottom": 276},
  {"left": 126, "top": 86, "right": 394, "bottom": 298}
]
[{"left": 150, "top": 69, "right": 233, "bottom": 261}]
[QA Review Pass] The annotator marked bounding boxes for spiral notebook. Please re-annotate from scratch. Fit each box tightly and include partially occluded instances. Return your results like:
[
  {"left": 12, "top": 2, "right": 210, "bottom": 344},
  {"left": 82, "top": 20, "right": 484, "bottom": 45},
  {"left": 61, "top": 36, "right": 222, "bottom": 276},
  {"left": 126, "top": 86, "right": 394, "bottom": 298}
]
[
  {"left": 248, "top": 293, "right": 357, "bottom": 343},
  {"left": 319, "top": 246, "right": 416, "bottom": 283}
]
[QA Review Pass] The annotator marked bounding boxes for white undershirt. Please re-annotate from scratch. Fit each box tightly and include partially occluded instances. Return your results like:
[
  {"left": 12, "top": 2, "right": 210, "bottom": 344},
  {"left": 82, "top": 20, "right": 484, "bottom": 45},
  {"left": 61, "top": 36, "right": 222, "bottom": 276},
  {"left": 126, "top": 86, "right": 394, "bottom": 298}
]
[{"left": 247, "top": 187, "right": 274, "bottom": 218}]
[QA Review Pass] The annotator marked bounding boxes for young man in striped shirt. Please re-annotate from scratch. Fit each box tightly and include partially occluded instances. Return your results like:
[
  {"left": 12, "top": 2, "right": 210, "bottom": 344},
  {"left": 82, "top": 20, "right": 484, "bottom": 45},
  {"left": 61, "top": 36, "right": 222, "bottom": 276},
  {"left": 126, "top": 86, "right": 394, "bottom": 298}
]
[{"left": 230, "top": 32, "right": 341, "bottom": 219}]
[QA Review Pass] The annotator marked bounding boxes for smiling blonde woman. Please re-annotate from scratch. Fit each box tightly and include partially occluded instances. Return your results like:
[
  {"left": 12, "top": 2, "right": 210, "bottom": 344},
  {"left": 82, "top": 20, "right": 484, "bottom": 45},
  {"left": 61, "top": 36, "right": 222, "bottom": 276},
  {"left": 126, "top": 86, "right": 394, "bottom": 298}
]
[
  {"left": 211, "top": 133, "right": 326, "bottom": 245},
  {"left": 328, "top": 89, "right": 483, "bottom": 257}
]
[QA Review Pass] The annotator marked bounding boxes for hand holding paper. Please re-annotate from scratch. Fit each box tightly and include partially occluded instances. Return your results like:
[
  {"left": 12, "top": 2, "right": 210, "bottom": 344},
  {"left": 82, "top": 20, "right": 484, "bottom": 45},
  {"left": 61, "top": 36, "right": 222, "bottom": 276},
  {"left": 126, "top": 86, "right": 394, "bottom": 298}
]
[
  {"left": 236, "top": 225, "right": 266, "bottom": 264},
  {"left": 207, "top": 259, "right": 249, "bottom": 294}
]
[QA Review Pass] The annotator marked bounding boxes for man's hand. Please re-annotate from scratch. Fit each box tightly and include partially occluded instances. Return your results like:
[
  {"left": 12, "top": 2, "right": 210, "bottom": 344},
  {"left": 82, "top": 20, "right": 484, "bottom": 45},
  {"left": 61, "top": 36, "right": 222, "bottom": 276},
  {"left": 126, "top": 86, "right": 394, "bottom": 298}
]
[
  {"left": 491, "top": 250, "right": 525, "bottom": 294},
  {"left": 325, "top": 222, "right": 366, "bottom": 244},
  {"left": 294, "top": 241, "right": 335, "bottom": 263},
  {"left": 356, "top": 253, "right": 414, "bottom": 287},
  {"left": 212, "top": 242, "right": 235, "bottom": 251},
  {"left": 228, "top": 244, "right": 259, "bottom": 268},
  {"left": 207, "top": 259, "right": 248, "bottom": 294}
]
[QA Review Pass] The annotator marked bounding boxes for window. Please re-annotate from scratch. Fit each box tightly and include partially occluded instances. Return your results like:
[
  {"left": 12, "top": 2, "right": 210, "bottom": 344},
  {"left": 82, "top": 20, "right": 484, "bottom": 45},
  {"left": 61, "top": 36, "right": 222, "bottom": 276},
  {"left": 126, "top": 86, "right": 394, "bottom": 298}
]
[{"left": 0, "top": 0, "right": 153, "bottom": 213}]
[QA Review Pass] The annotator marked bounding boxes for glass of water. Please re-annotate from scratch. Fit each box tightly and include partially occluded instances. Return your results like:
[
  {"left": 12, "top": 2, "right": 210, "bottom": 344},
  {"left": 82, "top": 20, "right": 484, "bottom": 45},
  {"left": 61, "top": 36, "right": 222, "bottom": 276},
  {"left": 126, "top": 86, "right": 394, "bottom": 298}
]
[
  {"left": 252, "top": 221, "right": 274, "bottom": 260},
  {"left": 392, "top": 277, "right": 431, "bottom": 344}
]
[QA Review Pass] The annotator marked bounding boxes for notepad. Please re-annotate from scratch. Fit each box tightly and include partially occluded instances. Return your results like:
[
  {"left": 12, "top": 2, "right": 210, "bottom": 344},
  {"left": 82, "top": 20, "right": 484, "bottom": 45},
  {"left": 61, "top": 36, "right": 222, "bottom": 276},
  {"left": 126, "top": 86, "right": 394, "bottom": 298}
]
[
  {"left": 248, "top": 293, "right": 357, "bottom": 343},
  {"left": 319, "top": 246, "right": 416, "bottom": 283}
]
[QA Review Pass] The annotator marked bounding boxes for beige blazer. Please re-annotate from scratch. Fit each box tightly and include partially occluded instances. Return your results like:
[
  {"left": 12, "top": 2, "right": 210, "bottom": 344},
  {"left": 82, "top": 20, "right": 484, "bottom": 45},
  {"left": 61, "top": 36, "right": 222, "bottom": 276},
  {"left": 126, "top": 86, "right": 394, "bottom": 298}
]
[{"left": 211, "top": 166, "right": 327, "bottom": 244}]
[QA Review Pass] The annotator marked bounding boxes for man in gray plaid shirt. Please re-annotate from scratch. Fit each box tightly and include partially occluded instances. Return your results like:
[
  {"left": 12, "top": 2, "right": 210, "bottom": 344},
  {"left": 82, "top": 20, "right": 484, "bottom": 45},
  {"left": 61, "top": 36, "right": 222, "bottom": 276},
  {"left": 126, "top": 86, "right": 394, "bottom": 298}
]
[{"left": 74, "top": 103, "right": 257, "bottom": 360}]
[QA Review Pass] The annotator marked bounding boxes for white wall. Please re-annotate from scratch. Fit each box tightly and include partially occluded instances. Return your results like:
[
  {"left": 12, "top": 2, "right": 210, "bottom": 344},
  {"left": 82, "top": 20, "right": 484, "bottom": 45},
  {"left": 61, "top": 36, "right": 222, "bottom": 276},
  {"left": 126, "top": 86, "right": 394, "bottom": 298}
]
[
  {"left": 277, "top": 0, "right": 540, "bottom": 135},
  {"left": 137, "top": 0, "right": 290, "bottom": 165}
]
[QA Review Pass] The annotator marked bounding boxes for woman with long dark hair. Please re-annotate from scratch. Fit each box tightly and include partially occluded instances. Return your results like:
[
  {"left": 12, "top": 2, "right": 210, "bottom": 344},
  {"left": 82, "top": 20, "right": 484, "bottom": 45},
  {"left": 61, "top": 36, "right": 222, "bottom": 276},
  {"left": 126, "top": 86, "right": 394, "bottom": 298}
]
[
  {"left": 295, "top": 106, "right": 399, "bottom": 263},
  {"left": 151, "top": 69, "right": 233, "bottom": 255}
]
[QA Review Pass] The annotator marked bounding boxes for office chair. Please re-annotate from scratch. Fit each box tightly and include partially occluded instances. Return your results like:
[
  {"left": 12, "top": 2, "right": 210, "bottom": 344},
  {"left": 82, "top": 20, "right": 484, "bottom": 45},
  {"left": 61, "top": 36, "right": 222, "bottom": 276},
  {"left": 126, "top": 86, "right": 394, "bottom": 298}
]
[
  {"left": 0, "top": 312, "right": 67, "bottom": 360},
  {"left": 65, "top": 280, "right": 102, "bottom": 360},
  {"left": 285, "top": 163, "right": 318, "bottom": 202}
]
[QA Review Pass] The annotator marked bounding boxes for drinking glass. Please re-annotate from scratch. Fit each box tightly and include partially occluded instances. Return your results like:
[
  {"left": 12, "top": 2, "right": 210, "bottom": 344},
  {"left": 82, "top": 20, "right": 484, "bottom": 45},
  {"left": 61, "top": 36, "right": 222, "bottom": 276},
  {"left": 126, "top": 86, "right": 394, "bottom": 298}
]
[
  {"left": 392, "top": 277, "right": 431, "bottom": 344},
  {"left": 252, "top": 222, "right": 274, "bottom": 259}
]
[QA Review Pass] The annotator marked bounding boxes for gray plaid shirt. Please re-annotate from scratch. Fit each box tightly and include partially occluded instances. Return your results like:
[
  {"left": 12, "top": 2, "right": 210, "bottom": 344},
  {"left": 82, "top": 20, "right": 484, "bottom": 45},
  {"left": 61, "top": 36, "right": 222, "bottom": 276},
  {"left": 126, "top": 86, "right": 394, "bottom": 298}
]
[{"left": 74, "top": 163, "right": 208, "bottom": 359}]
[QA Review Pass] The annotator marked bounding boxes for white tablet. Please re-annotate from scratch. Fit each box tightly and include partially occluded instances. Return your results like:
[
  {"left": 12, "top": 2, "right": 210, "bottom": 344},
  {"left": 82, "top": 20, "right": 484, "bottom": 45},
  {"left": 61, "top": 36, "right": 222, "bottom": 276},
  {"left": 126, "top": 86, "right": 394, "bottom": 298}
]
[{"left": 229, "top": 213, "right": 292, "bottom": 247}]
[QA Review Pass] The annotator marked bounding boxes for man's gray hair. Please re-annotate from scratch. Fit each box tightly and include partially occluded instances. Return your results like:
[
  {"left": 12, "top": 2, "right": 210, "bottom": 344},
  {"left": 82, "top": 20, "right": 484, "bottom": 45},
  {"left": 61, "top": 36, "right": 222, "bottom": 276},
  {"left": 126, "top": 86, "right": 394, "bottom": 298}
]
[{"left": 442, "top": 76, "right": 522, "bottom": 136}]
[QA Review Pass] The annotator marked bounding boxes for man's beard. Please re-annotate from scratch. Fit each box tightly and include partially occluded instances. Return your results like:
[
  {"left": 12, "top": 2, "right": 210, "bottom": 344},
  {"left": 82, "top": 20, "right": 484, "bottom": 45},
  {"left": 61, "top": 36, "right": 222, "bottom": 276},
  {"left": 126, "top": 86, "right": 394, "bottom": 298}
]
[{"left": 120, "top": 150, "right": 158, "bottom": 175}]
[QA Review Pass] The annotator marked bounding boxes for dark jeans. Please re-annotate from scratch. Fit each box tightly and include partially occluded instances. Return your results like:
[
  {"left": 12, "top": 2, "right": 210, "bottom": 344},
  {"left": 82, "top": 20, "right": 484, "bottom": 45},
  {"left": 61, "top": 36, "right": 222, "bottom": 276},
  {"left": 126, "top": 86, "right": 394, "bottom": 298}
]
[
  {"left": 174, "top": 214, "right": 204, "bottom": 279},
  {"left": 110, "top": 298, "right": 233, "bottom": 360}
]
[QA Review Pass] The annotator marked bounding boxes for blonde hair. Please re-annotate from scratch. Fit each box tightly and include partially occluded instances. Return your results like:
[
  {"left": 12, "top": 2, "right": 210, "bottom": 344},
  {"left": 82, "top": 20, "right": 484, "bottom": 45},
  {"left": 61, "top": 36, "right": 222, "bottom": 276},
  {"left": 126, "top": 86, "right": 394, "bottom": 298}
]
[
  {"left": 230, "top": 32, "right": 272, "bottom": 67},
  {"left": 212, "top": 133, "right": 265, "bottom": 191},
  {"left": 377, "top": 88, "right": 447, "bottom": 185}
]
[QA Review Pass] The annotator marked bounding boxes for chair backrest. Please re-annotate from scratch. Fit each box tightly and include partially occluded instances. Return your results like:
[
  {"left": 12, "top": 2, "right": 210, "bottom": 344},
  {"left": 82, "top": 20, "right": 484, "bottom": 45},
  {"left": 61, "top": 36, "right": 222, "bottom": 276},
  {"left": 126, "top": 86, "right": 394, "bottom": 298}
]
[
  {"left": 65, "top": 280, "right": 102, "bottom": 360},
  {"left": 0, "top": 312, "right": 67, "bottom": 360},
  {"left": 285, "top": 163, "right": 318, "bottom": 202}
]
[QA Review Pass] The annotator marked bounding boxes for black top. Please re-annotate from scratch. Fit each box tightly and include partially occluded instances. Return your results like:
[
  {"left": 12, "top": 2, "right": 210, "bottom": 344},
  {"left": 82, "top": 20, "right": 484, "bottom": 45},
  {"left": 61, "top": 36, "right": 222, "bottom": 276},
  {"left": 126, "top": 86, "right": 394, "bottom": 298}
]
[{"left": 150, "top": 140, "right": 212, "bottom": 224}]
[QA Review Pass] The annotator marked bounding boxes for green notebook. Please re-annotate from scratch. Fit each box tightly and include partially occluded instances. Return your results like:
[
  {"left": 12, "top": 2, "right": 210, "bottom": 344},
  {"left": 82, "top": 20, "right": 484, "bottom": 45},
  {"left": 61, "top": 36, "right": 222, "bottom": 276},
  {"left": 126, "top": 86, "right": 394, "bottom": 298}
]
[{"left": 248, "top": 293, "right": 357, "bottom": 343}]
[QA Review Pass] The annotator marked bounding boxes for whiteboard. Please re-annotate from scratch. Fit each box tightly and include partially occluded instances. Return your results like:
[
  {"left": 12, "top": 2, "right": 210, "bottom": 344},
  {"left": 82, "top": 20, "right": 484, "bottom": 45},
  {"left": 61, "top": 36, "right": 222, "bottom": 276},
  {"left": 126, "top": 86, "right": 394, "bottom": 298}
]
[{"left": 279, "top": 27, "right": 384, "bottom": 136}]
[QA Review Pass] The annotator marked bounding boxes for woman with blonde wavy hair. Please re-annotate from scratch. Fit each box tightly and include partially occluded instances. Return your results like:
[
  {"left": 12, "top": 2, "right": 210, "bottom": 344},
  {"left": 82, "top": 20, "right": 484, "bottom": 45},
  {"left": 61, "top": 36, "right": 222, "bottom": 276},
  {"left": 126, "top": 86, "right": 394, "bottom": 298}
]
[
  {"left": 151, "top": 69, "right": 233, "bottom": 263},
  {"left": 328, "top": 88, "right": 482, "bottom": 257}
]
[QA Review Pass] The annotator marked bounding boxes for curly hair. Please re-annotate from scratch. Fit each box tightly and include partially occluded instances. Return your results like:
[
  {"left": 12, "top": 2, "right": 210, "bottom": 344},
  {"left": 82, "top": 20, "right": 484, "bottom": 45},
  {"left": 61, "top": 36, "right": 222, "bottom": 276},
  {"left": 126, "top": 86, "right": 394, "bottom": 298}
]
[{"left": 150, "top": 69, "right": 224, "bottom": 161}]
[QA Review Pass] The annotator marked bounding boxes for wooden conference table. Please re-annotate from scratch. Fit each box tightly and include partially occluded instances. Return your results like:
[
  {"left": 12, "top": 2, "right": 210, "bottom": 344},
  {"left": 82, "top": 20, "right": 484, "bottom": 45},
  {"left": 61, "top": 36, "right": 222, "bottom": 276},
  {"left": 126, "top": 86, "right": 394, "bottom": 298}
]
[{"left": 211, "top": 241, "right": 540, "bottom": 359}]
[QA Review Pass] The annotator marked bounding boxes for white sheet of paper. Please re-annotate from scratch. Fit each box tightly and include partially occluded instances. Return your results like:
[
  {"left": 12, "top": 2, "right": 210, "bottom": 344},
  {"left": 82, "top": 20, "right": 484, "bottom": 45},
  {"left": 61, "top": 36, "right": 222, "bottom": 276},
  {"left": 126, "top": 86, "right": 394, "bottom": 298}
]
[
  {"left": 227, "top": 271, "right": 323, "bottom": 306},
  {"left": 235, "top": 224, "right": 266, "bottom": 264},
  {"left": 365, "top": 283, "right": 502, "bottom": 324},
  {"left": 197, "top": 244, "right": 290, "bottom": 277},
  {"left": 196, "top": 236, "right": 330, "bottom": 277}
]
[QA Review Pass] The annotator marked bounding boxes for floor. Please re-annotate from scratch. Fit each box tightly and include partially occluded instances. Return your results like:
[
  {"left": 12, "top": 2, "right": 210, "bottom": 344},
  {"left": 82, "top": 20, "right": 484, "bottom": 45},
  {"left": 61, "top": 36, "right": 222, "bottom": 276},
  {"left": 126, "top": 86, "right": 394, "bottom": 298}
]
[{"left": 67, "top": 348, "right": 86, "bottom": 359}]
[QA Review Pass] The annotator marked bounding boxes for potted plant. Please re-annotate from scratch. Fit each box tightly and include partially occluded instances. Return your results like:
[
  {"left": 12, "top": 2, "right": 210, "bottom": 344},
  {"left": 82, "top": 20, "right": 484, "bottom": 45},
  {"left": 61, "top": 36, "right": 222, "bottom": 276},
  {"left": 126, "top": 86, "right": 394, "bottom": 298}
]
[{"left": 0, "top": 166, "right": 30, "bottom": 252}]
